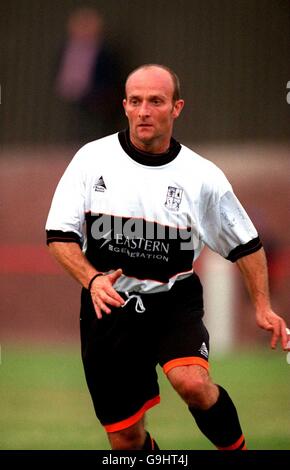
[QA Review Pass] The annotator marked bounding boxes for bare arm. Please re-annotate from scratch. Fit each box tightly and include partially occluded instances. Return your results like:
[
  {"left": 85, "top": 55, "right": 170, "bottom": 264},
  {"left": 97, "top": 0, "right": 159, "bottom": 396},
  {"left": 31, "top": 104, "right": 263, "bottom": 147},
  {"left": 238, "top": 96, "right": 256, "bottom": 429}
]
[
  {"left": 48, "top": 242, "right": 124, "bottom": 319},
  {"left": 236, "top": 247, "right": 289, "bottom": 350},
  {"left": 48, "top": 241, "right": 99, "bottom": 288}
]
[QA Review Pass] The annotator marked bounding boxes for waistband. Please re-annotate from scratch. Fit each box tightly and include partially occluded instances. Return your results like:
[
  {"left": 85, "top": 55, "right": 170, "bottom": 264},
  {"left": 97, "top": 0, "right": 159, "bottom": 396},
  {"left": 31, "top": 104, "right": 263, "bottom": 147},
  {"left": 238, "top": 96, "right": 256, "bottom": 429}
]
[
  {"left": 118, "top": 273, "right": 200, "bottom": 298},
  {"left": 118, "top": 273, "right": 202, "bottom": 313}
]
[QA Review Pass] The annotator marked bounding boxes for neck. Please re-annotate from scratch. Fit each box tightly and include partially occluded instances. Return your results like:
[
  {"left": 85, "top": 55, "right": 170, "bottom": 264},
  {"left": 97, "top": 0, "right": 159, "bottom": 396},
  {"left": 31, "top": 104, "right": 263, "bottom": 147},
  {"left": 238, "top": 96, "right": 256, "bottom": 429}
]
[{"left": 130, "top": 133, "right": 171, "bottom": 154}]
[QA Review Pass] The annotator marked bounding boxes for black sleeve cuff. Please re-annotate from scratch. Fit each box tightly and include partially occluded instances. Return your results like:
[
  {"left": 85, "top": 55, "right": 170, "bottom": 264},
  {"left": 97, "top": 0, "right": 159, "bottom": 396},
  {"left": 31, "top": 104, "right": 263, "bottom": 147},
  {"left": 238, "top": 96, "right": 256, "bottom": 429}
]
[
  {"left": 46, "top": 230, "right": 82, "bottom": 246},
  {"left": 226, "top": 236, "right": 263, "bottom": 262}
]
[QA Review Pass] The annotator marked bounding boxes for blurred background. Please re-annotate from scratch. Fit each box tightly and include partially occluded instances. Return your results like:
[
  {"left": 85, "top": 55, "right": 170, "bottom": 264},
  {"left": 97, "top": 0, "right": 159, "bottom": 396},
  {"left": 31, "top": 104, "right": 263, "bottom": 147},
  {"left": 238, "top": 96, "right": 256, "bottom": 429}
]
[{"left": 0, "top": 0, "right": 289, "bottom": 450}]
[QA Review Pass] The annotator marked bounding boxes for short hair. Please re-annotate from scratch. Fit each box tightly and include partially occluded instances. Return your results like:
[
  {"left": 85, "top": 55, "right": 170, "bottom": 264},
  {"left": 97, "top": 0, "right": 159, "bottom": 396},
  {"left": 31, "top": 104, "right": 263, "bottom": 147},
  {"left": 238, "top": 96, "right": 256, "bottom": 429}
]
[{"left": 125, "top": 64, "right": 181, "bottom": 101}]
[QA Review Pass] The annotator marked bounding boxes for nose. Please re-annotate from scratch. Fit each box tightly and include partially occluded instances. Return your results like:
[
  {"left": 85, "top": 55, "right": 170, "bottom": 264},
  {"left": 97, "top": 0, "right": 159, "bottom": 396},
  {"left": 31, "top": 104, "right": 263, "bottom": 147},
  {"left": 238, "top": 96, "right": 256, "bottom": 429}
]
[{"left": 138, "top": 101, "right": 150, "bottom": 118}]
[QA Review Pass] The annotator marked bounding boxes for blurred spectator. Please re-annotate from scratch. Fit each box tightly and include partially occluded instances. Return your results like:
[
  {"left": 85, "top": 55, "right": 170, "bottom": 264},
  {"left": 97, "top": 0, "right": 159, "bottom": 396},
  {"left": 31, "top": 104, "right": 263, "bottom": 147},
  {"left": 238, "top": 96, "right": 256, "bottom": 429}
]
[{"left": 55, "top": 7, "right": 122, "bottom": 143}]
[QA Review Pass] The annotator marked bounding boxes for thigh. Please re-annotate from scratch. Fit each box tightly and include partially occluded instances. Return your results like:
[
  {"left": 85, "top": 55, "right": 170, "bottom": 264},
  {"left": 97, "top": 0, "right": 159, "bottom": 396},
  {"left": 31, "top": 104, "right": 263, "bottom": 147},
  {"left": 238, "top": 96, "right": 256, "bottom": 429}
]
[
  {"left": 80, "top": 289, "right": 160, "bottom": 431},
  {"left": 156, "top": 278, "right": 210, "bottom": 374}
]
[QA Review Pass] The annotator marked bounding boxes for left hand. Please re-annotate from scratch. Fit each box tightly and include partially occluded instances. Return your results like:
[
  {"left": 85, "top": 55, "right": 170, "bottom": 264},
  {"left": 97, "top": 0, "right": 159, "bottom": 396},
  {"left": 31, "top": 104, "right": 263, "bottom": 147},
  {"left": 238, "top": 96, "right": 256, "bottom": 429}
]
[{"left": 255, "top": 308, "right": 290, "bottom": 350}]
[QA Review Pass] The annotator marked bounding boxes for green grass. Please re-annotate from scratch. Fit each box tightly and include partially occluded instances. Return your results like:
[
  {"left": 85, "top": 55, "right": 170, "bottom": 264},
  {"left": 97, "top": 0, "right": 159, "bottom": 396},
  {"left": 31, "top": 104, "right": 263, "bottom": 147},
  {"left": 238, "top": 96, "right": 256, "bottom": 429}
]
[{"left": 0, "top": 344, "right": 289, "bottom": 450}]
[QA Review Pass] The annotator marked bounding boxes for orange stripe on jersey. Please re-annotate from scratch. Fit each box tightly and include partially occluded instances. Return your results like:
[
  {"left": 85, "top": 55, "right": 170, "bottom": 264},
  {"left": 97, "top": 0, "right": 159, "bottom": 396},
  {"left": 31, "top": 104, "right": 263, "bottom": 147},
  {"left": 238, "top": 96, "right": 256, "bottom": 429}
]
[
  {"left": 217, "top": 434, "right": 246, "bottom": 450},
  {"left": 162, "top": 357, "right": 209, "bottom": 374},
  {"left": 104, "top": 396, "right": 160, "bottom": 433}
]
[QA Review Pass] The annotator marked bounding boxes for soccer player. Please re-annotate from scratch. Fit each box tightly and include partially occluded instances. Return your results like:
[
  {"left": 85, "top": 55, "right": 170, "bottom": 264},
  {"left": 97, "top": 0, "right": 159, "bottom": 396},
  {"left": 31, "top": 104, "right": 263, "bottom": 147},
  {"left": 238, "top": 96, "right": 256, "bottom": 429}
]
[{"left": 46, "top": 64, "right": 289, "bottom": 450}]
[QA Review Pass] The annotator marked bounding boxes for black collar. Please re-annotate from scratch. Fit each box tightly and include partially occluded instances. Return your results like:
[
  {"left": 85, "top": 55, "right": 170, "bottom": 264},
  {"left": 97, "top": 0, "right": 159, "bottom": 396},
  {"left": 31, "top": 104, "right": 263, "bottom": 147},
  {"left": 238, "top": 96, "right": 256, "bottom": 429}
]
[{"left": 118, "top": 129, "right": 181, "bottom": 167}]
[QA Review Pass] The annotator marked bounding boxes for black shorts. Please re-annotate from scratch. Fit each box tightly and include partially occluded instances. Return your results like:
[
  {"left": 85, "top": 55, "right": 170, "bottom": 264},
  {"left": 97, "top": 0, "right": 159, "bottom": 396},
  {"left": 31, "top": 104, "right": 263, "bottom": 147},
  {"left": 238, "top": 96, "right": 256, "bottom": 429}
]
[{"left": 80, "top": 273, "right": 210, "bottom": 432}]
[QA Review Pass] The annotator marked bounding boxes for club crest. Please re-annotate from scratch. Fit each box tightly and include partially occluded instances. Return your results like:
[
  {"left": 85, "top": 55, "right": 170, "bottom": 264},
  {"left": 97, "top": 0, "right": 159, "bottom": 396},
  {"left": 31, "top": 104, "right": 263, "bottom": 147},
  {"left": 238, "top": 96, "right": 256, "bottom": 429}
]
[{"left": 164, "top": 186, "right": 183, "bottom": 212}]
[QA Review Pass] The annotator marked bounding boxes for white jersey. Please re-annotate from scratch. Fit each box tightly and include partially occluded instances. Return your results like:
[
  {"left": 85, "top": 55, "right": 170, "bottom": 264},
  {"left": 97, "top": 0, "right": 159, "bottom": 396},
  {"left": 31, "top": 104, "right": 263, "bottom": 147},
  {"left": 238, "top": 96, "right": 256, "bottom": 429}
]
[{"left": 46, "top": 130, "right": 261, "bottom": 293}]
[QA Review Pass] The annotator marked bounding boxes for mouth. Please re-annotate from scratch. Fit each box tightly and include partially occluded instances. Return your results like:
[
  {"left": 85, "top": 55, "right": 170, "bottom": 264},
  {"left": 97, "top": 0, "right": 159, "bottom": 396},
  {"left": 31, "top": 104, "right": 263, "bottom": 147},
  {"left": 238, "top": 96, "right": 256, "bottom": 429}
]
[{"left": 138, "top": 124, "right": 153, "bottom": 129}]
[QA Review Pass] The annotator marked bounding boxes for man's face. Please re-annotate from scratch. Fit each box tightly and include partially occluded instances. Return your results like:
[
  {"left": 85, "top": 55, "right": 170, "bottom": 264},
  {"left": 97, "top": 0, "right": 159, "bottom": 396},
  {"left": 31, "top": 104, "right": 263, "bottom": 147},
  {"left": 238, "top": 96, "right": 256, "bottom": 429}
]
[{"left": 123, "top": 67, "right": 184, "bottom": 153}]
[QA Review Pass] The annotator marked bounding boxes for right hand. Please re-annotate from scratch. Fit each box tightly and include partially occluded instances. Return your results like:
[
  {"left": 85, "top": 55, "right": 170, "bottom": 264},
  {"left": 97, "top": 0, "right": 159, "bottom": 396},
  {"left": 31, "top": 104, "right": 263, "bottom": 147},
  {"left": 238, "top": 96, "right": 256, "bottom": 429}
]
[{"left": 90, "top": 268, "right": 125, "bottom": 319}]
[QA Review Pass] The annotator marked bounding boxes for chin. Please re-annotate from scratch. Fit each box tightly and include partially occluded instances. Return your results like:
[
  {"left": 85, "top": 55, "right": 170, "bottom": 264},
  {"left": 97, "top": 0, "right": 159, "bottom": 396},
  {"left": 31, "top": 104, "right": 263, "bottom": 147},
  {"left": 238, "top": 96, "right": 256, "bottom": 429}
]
[{"left": 137, "top": 129, "right": 155, "bottom": 141}]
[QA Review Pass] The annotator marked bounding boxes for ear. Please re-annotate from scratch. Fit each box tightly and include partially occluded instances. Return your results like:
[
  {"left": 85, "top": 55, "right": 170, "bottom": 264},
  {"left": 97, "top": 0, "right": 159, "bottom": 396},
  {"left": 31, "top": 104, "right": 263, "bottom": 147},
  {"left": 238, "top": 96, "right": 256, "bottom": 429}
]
[
  {"left": 123, "top": 99, "right": 128, "bottom": 117},
  {"left": 172, "top": 99, "right": 185, "bottom": 119}
]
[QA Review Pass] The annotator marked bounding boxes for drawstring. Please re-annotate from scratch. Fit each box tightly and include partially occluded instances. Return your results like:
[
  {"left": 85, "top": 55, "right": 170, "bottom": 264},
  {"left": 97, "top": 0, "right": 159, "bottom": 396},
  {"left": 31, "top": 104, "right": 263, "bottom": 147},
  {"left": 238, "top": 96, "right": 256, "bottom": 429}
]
[{"left": 121, "top": 292, "right": 146, "bottom": 313}]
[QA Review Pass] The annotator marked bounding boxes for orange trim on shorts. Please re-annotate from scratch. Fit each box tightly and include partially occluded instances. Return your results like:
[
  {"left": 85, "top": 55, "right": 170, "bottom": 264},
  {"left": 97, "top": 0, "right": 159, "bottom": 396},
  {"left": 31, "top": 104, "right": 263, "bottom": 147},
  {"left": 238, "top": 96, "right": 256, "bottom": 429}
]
[
  {"left": 162, "top": 357, "right": 209, "bottom": 374},
  {"left": 104, "top": 396, "right": 160, "bottom": 433},
  {"left": 217, "top": 434, "right": 246, "bottom": 450}
]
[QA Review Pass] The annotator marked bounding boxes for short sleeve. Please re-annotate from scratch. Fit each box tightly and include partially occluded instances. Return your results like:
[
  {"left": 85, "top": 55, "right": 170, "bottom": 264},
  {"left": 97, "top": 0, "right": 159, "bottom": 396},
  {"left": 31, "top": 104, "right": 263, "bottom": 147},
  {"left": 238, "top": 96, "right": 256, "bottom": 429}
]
[
  {"left": 200, "top": 170, "right": 262, "bottom": 261},
  {"left": 45, "top": 149, "right": 87, "bottom": 245}
]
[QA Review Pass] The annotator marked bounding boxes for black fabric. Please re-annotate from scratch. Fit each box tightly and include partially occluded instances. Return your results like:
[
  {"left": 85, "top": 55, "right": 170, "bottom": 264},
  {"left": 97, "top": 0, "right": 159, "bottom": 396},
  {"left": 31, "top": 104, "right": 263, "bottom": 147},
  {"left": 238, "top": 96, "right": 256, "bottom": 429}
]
[
  {"left": 189, "top": 385, "right": 245, "bottom": 449},
  {"left": 46, "top": 229, "right": 82, "bottom": 246},
  {"left": 80, "top": 273, "right": 207, "bottom": 428},
  {"left": 118, "top": 129, "right": 181, "bottom": 166},
  {"left": 80, "top": 288, "right": 160, "bottom": 426},
  {"left": 226, "top": 236, "right": 262, "bottom": 262},
  {"left": 85, "top": 212, "right": 195, "bottom": 283},
  {"left": 142, "top": 432, "right": 160, "bottom": 450}
]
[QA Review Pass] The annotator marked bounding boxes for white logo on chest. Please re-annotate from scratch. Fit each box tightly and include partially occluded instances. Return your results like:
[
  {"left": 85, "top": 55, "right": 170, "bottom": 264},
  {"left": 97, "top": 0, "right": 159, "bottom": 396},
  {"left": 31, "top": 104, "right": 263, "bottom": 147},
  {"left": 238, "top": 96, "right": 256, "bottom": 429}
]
[{"left": 93, "top": 176, "right": 107, "bottom": 192}]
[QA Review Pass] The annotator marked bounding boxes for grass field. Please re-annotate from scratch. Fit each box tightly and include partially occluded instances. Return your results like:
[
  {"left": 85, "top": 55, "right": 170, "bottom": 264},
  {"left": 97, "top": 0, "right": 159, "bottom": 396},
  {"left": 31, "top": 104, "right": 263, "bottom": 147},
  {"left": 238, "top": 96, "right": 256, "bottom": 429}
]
[{"left": 0, "top": 344, "right": 289, "bottom": 450}]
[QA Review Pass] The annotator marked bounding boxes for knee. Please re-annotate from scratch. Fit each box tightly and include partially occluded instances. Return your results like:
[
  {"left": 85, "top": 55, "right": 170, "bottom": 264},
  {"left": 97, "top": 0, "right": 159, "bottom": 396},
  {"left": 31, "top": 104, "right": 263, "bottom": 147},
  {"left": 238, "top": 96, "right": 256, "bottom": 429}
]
[
  {"left": 168, "top": 368, "right": 218, "bottom": 409},
  {"left": 108, "top": 425, "right": 146, "bottom": 450},
  {"left": 176, "top": 376, "right": 210, "bottom": 407}
]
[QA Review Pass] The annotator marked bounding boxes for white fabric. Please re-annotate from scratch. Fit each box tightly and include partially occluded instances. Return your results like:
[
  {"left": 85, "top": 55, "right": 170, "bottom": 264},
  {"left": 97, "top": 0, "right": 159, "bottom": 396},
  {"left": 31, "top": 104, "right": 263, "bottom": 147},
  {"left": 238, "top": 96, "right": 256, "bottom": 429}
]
[{"left": 46, "top": 132, "right": 258, "bottom": 293}]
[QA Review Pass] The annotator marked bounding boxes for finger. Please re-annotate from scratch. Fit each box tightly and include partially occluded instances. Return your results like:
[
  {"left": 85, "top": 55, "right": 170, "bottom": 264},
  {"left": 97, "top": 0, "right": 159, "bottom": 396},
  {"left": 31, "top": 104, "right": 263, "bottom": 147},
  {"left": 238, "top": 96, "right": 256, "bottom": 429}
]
[
  {"left": 92, "top": 282, "right": 124, "bottom": 306},
  {"left": 106, "top": 285, "right": 125, "bottom": 305},
  {"left": 270, "top": 324, "right": 280, "bottom": 349},
  {"left": 280, "top": 321, "right": 289, "bottom": 350},
  {"left": 92, "top": 300, "right": 103, "bottom": 320},
  {"left": 286, "top": 327, "right": 290, "bottom": 351},
  {"left": 98, "top": 298, "right": 111, "bottom": 315},
  {"left": 92, "top": 297, "right": 111, "bottom": 317},
  {"left": 101, "top": 291, "right": 124, "bottom": 308},
  {"left": 107, "top": 268, "right": 123, "bottom": 284}
]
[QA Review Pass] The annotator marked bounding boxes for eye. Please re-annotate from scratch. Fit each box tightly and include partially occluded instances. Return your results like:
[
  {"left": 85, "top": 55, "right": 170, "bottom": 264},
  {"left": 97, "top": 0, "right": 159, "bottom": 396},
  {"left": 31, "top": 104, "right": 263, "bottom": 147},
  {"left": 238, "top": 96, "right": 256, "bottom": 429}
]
[{"left": 129, "top": 98, "right": 139, "bottom": 106}]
